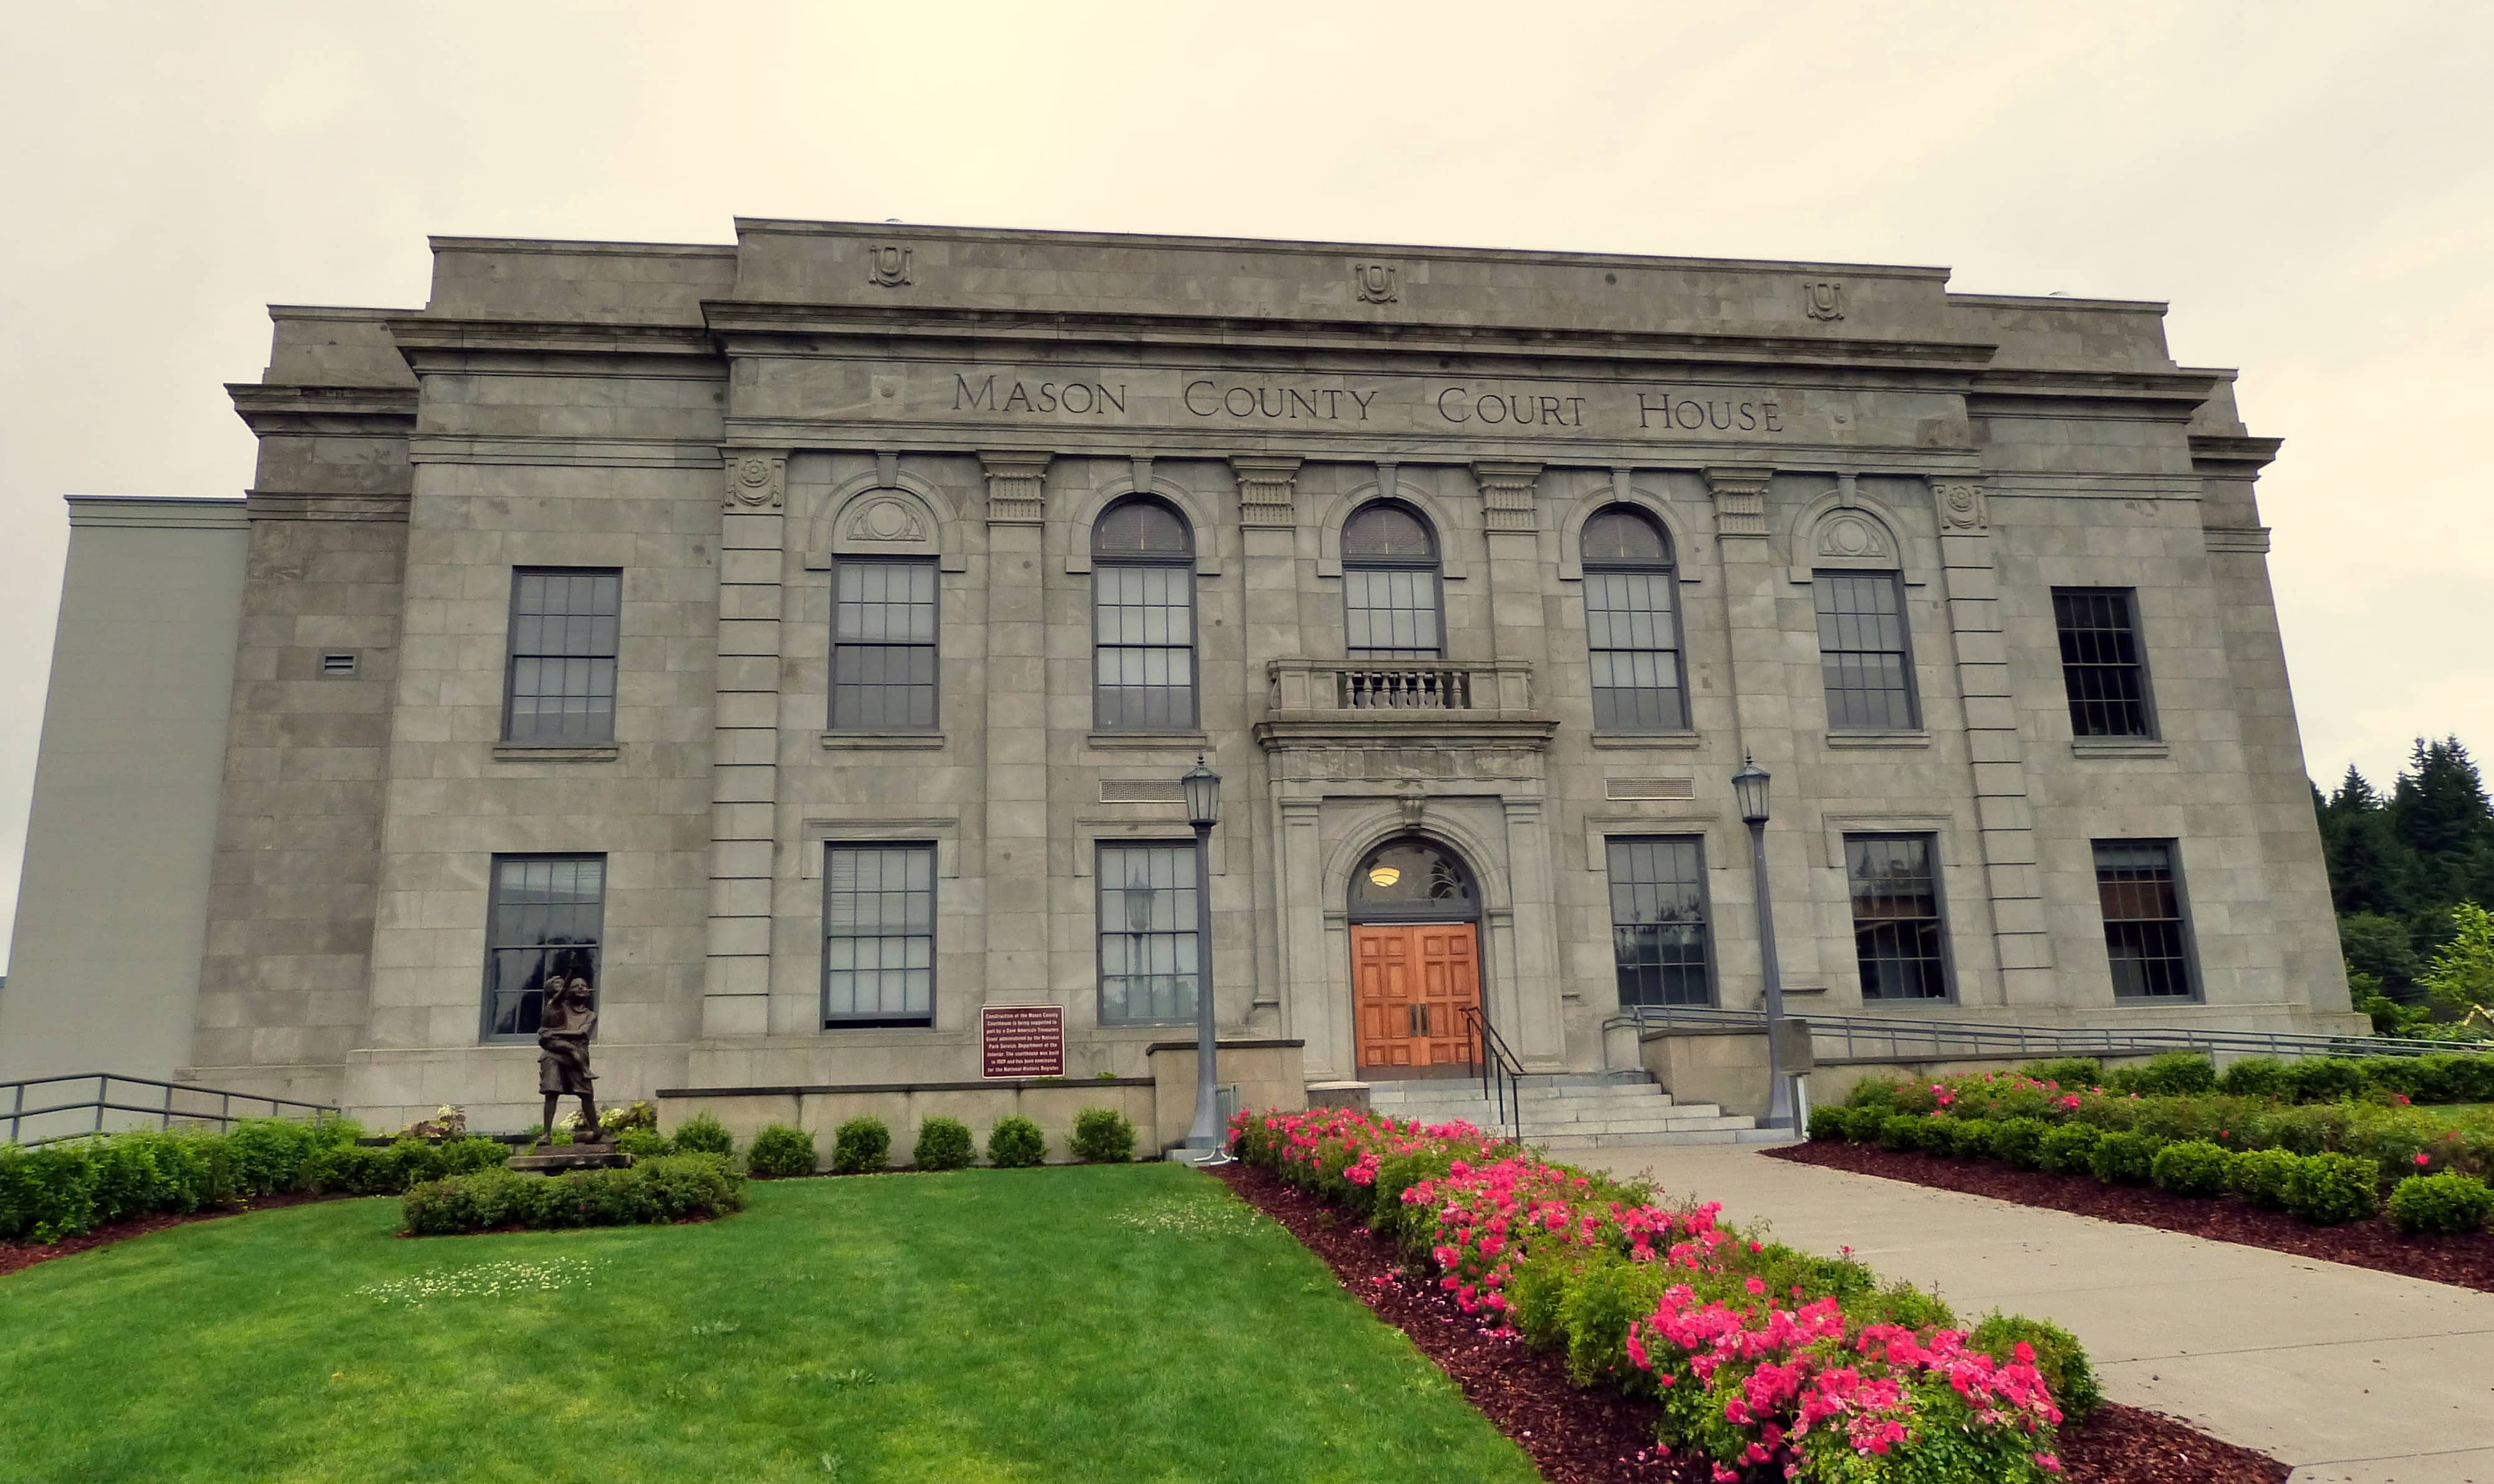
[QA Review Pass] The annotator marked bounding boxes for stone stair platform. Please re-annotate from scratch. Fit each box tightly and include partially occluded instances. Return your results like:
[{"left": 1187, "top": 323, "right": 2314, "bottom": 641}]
[{"left": 1360, "top": 1071, "right": 1792, "bottom": 1149}]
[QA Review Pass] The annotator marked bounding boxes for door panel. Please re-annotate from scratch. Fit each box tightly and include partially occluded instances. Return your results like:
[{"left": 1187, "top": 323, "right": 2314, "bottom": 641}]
[{"left": 1354, "top": 923, "right": 1483, "bottom": 1072}]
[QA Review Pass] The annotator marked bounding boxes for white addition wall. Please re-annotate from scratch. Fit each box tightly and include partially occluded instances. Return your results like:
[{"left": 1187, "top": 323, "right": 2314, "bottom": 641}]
[{"left": 0, "top": 497, "right": 248, "bottom": 1082}]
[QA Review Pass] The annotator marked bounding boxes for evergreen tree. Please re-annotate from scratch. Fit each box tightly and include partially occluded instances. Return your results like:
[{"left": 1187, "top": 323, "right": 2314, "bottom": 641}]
[
  {"left": 2392, "top": 737, "right": 2494, "bottom": 862},
  {"left": 2331, "top": 764, "right": 2381, "bottom": 814},
  {"left": 2324, "top": 805, "right": 2414, "bottom": 917}
]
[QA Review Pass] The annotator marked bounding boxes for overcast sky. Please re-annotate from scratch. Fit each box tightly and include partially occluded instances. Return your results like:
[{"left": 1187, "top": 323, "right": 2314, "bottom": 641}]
[{"left": 1, "top": 1, "right": 2487, "bottom": 963}]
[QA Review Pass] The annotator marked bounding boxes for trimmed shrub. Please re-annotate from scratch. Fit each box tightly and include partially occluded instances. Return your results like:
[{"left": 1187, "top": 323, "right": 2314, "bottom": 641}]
[
  {"left": 829, "top": 1117, "right": 888, "bottom": 1175},
  {"left": 2228, "top": 1148, "right": 2300, "bottom": 1209},
  {"left": 2412, "top": 1052, "right": 2494, "bottom": 1106},
  {"left": 2386, "top": 1172, "right": 2494, "bottom": 1235},
  {"left": 2283, "top": 1152, "right": 2381, "bottom": 1226},
  {"left": 2277, "top": 1057, "right": 2371, "bottom": 1106},
  {"left": 986, "top": 1115, "right": 1046, "bottom": 1168},
  {"left": 670, "top": 1112, "right": 734, "bottom": 1158},
  {"left": 2088, "top": 1130, "right": 2164, "bottom": 1185},
  {"left": 913, "top": 1116, "right": 975, "bottom": 1171},
  {"left": 600, "top": 1100, "right": 658, "bottom": 1134},
  {"left": 749, "top": 1123, "right": 820, "bottom": 1178},
  {"left": 1970, "top": 1312, "right": 2102, "bottom": 1422},
  {"left": 2106, "top": 1052, "right": 2216, "bottom": 1097},
  {"left": 2038, "top": 1122, "right": 2101, "bottom": 1175},
  {"left": 400, "top": 1152, "right": 743, "bottom": 1235},
  {"left": 2214, "top": 1056, "right": 2291, "bottom": 1099},
  {"left": 1070, "top": 1106, "right": 1136, "bottom": 1164},
  {"left": 1935, "top": 1117, "right": 1996, "bottom": 1159},
  {"left": 1806, "top": 1104, "right": 1852, "bottom": 1142},
  {"left": 614, "top": 1127, "right": 672, "bottom": 1159},
  {"left": 2019, "top": 1058, "right": 2103, "bottom": 1090},
  {"left": 1862, "top": 1280, "right": 1957, "bottom": 1332},
  {"left": 1877, "top": 1113, "right": 1926, "bottom": 1154},
  {"left": 1989, "top": 1117, "right": 2054, "bottom": 1170},
  {"left": 2149, "top": 1140, "right": 2233, "bottom": 1197}
]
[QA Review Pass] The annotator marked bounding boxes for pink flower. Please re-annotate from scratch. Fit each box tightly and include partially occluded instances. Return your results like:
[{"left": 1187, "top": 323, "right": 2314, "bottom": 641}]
[{"left": 2417, "top": 1152, "right": 2433, "bottom": 1167}]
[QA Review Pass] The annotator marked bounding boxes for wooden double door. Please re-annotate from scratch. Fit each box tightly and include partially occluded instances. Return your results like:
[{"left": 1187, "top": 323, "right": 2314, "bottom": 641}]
[{"left": 1352, "top": 923, "right": 1483, "bottom": 1074}]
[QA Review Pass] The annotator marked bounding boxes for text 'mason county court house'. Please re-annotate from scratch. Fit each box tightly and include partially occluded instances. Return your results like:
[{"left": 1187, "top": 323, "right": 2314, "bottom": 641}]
[{"left": 0, "top": 219, "right": 2361, "bottom": 1139}]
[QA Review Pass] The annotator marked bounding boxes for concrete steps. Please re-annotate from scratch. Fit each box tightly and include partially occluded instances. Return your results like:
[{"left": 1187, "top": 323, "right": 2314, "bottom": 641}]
[{"left": 1360, "top": 1072, "right": 1783, "bottom": 1147}]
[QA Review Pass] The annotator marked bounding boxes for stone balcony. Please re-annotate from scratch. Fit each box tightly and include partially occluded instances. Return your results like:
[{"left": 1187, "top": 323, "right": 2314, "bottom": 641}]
[{"left": 1254, "top": 658, "right": 1556, "bottom": 759}]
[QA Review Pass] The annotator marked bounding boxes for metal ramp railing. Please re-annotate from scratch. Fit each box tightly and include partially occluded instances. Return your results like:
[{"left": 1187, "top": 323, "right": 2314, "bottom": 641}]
[
  {"left": 1605, "top": 1005, "right": 2475, "bottom": 1065},
  {"left": 2, "top": 1073, "right": 340, "bottom": 1146}
]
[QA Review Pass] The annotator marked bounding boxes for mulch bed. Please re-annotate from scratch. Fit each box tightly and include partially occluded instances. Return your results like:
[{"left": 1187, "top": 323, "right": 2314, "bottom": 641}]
[
  {"left": 0, "top": 1192, "right": 337, "bottom": 1279},
  {"left": 1215, "top": 1160, "right": 2286, "bottom": 1484},
  {"left": 1773, "top": 1140, "right": 2494, "bottom": 1294}
]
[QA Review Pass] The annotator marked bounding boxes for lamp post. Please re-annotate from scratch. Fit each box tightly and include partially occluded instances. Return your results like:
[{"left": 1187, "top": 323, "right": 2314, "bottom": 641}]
[
  {"left": 1733, "top": 754, "right": 1796, "bottom": 1130},
  {"left": 1181, "top": 755, "right": 1226, "bottom": 1158}
]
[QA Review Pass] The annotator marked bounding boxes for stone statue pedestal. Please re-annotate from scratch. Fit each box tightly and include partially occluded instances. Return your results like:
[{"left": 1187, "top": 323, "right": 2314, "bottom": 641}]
[{"left": 508, "top": 1142, "right": 633, "bottom": 1174}]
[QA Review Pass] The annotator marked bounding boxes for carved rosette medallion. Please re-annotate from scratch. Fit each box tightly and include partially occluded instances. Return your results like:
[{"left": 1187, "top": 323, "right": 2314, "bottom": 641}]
[
  {"left": 867, "top": 244, "right": 913, "bottom": 287},
  {"left": 1814, "top": 511, "right": 1895, "bottom": 561},
  {"left": 844, "top": 496, "right": 927, "bottom": 543},
  {"left": 1933, "top": 480, "right": 1988, "bottom": 532},
  {"left": 1353, "top": 261, "right": 1400, "bottom": 304},
  {"left": 1802, "top": 279, "right": 1845, "bottom": 320},
  {"left": 722, "top": 453, "right": 786, "bottom": 511},
  {"left": 1471, "top": 461, "right": 1543, "bottom": 534},
  {"left": 1230, "top": 455, "right": 1303, "bottom": 530}
]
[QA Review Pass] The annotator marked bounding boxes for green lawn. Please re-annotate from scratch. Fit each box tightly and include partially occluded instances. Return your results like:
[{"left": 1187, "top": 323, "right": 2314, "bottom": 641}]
[{"left": 0, "top": 1165, "right": 1538, "bottom": 1483}]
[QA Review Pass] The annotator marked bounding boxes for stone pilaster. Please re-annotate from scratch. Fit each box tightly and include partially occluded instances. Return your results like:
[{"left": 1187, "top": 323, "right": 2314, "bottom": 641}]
[
  {"left": 979, "top": 451, "right": 1052, "bottom": 1003},
  {"left": 700, "top": 451, "right": 790, "bottom": 1037},
  {"left": 1233, "top": 455, "right": 1302, "bottom": 1032},
  {"left": 1500, "top": 796, "right": 1567, "bottom": 1068},
  {"left": 1931, "top": 476, "right": 2055, "bottom": 1001},
  {"left": 1704, "top": 466, "right": 1824, "bottom": 991},
  {"left": 1475, "top": 461, "right": 1549, "bottom": 673}
]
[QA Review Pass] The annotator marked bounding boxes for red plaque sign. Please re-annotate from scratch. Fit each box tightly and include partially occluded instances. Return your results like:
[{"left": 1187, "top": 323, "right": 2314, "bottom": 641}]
[{"left": 981, "top": 1004, "right": 1065, "bottom": 1078}]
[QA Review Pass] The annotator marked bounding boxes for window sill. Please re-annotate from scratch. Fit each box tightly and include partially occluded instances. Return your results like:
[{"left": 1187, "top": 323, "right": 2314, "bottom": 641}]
[
  {"left": 2072, "top": 738, "right": 2170, "bottom": 759},
  {"left": 822, "top": 1019, "right": 936, "bottom": 1030},
  {"left": 1823, "top": 731, "right": 1932, "bottom": 750},
  {"left": 819, "top": 731, "right": 947, "bottom": 751},
  {"left": 491, "top": 744, "right": 619, "bottom": 763},
  {"left": 1589, "top": 732, "right": 1705, "bottom": 749},
  {"left": 1087, "top": 730, "right": 1211, "bottom": 749}
]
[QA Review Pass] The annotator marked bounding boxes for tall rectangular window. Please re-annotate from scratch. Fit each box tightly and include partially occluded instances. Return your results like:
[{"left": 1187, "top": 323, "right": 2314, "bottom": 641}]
[
  {"left": 2053, "top": 589, "right": 2155, "bottom": 739},
  {"left": 1096, "top": 842, "right": 1199, "bottom": 1024},
  {"left": 1606, "top": 837, "right": 1713, "bottom": 1007},
  {"left": 824, "top": 844, "right": 935, "bottom": 1026},
  {"left": 1814, "top": 572, "right": 1918, "bottom": 730},
  {"left": 1344, "top": 569, "right": 1443, "bottom": 658},
  {"left": 1586, "top": 572, "right": 1687, "bottom": 731},
  {"left": 483, "top": 854, "right": 606, "bottom": 1039},
  {"left": 1844, "top": 834, "right": 1950, "bottom": 1000},
  {"left": 504, "top": 569, "right": 621, "bottom": 744},
  {"left": 1094, "top": 566, "right": 1196, "bottom": 730},
  {"left": 2096, "top": 841, "right": 2196, "bottom": 1000},
  {"left": 831, "top": 560, "right": 938, "bottom": 730}
]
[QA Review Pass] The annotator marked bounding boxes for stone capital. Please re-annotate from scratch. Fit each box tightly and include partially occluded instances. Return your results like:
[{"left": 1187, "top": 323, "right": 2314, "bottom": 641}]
[
  {"left": 1932, "top": 476, "right": 1990, "bottom": 533},
  {"left": 1230, "top": 455, "right": 1302, "bottom": 529},
  {"left": 721, "top": 451, "right": 787, "bottom": 511},
  {"left": 978, "top": 451, "right": 1054, "bottom": 526},
  {"left": 1703, "top": 465, "right": 1775, "bottom": 539},
  {"left": 1471, "top": 460, "right": 1544, "bottom": 534}
]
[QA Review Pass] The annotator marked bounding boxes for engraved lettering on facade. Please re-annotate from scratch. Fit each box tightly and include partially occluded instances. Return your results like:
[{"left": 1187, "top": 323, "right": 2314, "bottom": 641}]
[
  {"left": 1181, "top": 381, "right": 1377, "bottom": 421},
  {"left": 952, "top": 373, "right": 1129, "bottom": 416},
  {"left": 1435, "top": 387, "right": 1589, "bottom": 427},
  {"left": 1635, "top": 390, "right": 1784, "bottom": 434}
]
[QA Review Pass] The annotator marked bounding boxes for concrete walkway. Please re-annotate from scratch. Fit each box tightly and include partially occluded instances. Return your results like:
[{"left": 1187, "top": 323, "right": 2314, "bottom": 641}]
[{"left": 1578, "top": 1142, "right": 2494, "bottom": 1484}]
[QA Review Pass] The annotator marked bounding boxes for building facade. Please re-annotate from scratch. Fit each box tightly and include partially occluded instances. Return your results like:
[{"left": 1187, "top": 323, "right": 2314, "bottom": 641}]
[{"left": 0, "top": 221, "right": 2357, "bottom": 1133}]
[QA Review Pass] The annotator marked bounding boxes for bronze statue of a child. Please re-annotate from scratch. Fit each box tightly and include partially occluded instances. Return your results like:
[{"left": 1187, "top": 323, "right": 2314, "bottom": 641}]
[{"left": 536, "top": 956, "right": 600, "bottom": 1144}]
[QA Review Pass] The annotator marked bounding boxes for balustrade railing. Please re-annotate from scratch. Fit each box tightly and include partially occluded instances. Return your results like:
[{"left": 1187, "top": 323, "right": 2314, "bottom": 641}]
[{"left": 1265, "top": 658, "right": 1536, "bottom": 715}]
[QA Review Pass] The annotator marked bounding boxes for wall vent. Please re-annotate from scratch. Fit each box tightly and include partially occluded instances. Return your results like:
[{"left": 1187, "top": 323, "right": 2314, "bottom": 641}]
[
  {"left": 319, "top": 652, "right": 360, "bottom": 677},
  {"left": 1604, "top": 776, "right": 1695, "bottom": 801},
  {"left": 1100, "top": 778, "right": 1186, "bottom": 804}
]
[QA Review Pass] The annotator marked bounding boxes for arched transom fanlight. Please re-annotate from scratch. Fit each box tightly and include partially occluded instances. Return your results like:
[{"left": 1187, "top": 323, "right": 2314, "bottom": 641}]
[
  {"left": 1092, "top": 499, "right": 1192, "bottom": 557},
  {"left": 1582, "top": 506, "right": 1672, "bottom": 567},
  {"left": 1341, "top": 503, "right": 1437, "bottom": 563},
  {"left": 1349, "top": 837, "right": 1478, "bottom": 920}
]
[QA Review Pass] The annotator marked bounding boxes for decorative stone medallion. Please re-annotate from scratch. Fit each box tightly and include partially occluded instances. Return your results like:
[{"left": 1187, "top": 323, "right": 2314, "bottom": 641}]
[
  {"left": 1353, "top": 261, "right": 1400, "bottom": 304},
  {"left": 1802, "top": 279, "right": 1846, "bottom": 320},
  {"left": 845, "top": 495, "right": 927, "bottom": 543},
  {"left": 723, "top": 453, "right": 786, "bottom": 510},
  {"left": 1816, "top": 510, "right": 1893, "bottom": 561},
  {"left": 1934, "top": 481, "right": 1988, "bottom": 532},
  {"left": 867, "top": 244, "right": 913, "bottom": 287}
]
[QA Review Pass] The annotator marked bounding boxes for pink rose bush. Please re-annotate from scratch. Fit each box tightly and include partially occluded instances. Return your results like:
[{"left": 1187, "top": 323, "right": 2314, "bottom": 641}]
[{"left": 1234, "top": 1106, "right": 2076, "bottom": 1482}]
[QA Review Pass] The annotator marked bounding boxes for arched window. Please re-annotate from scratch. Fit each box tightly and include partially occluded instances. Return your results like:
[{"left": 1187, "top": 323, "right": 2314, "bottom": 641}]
[
  {"left": 1091, "top": 498, "right": 1196, "bottom": 730},
  {"left": 1348, "top": 837, "right": 1478, "bottom": 922},
  {"left": 1341, "top": 502, "right": 1442, "bottom": 658},
  {"left": 1581, "top": 506, "right": 1687, "bottom": 732}
]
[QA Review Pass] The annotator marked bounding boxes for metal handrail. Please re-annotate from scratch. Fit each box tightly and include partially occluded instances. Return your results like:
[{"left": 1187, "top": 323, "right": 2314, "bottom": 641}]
[
  {"left": 1603, "top": 1005, "right": 2485, "bottom": 1064},
  {"left": 1459, "top": 1005, "right": 1528, "bottom": 1142},
  {"left": 2, "top": 1072, "right": 340, "bottom": 1146}
]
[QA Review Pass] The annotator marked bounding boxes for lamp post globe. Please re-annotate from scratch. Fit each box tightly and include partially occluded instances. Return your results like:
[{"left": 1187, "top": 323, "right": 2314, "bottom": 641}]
[
  {"left": 1182, "top": 756, "right": 1228, "bottom": 1159},
  {"left": 1735, "top": 753, "right": 1796, "bottom": 1129}
]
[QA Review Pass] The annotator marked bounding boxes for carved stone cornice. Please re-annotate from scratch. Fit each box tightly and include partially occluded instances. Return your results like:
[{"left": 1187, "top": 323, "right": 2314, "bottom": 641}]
[
  {"left": 1471, "top": 461, "right": 1544, "bottom": 534},
  {"left": 226, "top": 383, "right": 416, "bottom": 437},
  {"left": 1230, "top": 455, "right": 1303, "bottom": 529},
  {"left": 978, "top": 451, "right": 1054, "bottom": 526},
  {"left": 1703, "top": 466, "right": 1775, "bottom": 539},
  {"left": 2188, "top": 434, "right": 2284, "bottom": 479},
  {"left": 243, "top": 489, "right": 413, "bottom": 523}
]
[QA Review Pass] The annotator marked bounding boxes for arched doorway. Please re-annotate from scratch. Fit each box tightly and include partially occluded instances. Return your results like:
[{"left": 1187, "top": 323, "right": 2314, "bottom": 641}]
[{"left": 1347, "top": 837, "right": 1483, "bottom": 1076}]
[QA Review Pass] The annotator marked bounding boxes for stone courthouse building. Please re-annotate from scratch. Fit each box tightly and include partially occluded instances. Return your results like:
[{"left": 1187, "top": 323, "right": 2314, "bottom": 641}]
[{"left": 0, "top": 220, "right": 2359, "bottom": 1136}]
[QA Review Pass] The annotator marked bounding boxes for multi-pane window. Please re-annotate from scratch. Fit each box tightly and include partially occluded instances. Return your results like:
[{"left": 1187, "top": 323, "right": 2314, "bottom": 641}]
[
  {"left": 504, "top": 569, "right": 621, "bottom": 743},
  {"left": 2054, "top": 589, "right": 2155, "bottom": 739},
  {"left": 483, "top": 854, "right": 606, "bottom": 1039},
  {"left": 1097, "top": 842, "right": 1199, "bottom": 1024},
  {"left": 2096, "top": 841, "right": 2196, "bottom": 999},
  {"left": 831, "top": 559, "right": 938, "bottom": 730},
  {"left": 1844, "top": 834, "right": 1950, "bottom": 999},
  {"left": 1092, "top": 500, "right": 1196, "bottom": 730},
  {"left": 823, "top": 844, "right": 935, "bottom": 1025},
  {"left": 1606, "top": 837, "right": 1713, "bottom": 1007},
  {"left": 1814, "top": 572, "right": 1918, "bottom": 730},
  {"left": 1582, "top": 507, "right": 1686, "bottom": 731},
  {"left": 1342, "top": 503, "right": 1443, "bottom": 658}
]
